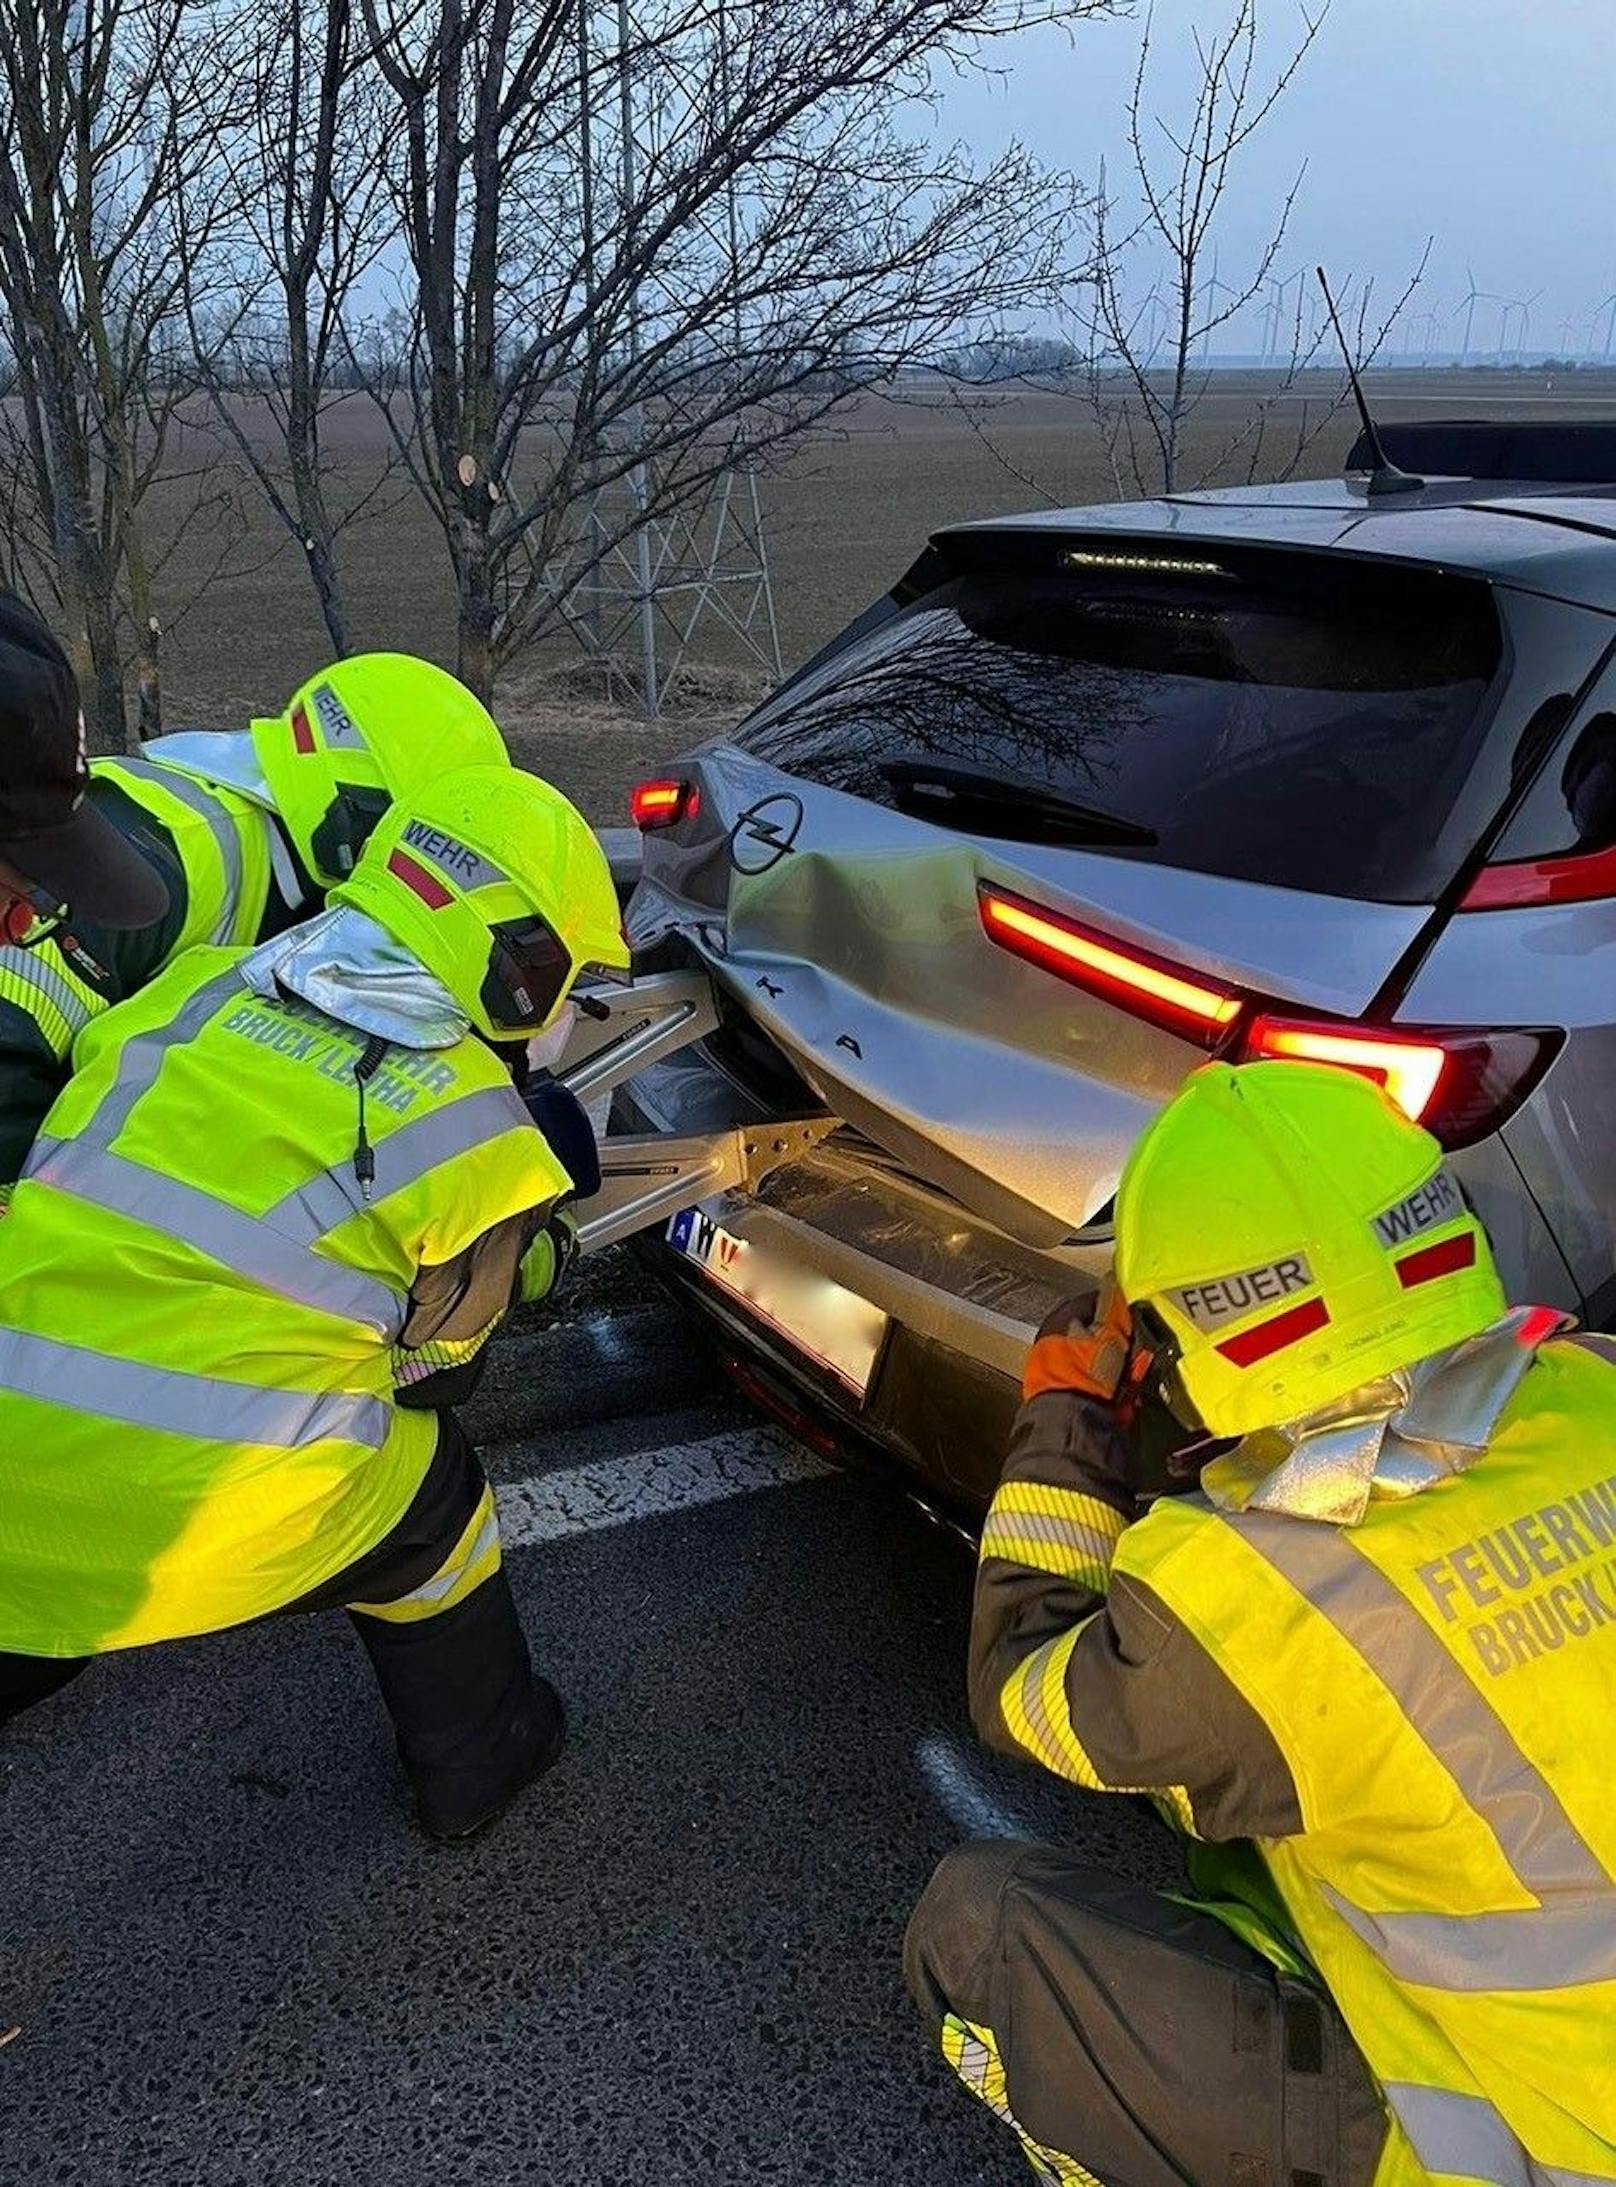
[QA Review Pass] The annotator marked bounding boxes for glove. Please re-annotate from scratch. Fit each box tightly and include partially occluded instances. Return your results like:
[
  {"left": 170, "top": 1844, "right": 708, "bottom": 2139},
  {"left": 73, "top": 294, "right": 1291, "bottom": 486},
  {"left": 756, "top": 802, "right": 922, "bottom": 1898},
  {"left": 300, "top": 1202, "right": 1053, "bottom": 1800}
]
[
  {"left": 522, "top": 1074, "right": 601, "bottom": 1201},
  {"left": 1022, "top": 1278, "right": 1136, "bottom": 1404},
  {"left": 518, "top": 1208, "right": 579, "bottom": 1306}
]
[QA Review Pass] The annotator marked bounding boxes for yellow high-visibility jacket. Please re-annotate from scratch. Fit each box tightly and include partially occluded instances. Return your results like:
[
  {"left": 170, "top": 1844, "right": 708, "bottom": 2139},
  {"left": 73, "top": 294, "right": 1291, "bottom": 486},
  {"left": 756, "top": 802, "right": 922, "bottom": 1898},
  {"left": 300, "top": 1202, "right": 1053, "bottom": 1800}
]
[
  {"left": 0, "top": 946, "right": 567, "bottom": 1656},
  {"left": 0, "top": 753, "right": 294, "bottom": 1187},
  {"left": 974, "top": 1327, "right": 1616, "bottom": 2186}
]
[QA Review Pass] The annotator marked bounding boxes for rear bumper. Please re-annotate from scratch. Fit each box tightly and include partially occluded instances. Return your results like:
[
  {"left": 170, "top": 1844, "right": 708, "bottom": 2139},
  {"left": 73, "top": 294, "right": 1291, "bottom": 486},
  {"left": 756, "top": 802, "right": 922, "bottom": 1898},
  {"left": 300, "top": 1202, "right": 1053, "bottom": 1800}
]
[
  {"left": 615, "top": 1054, "right": 1108, "bottom": 1507},
  {"left": 605, "top": 1005, "right": 1587, "bottom": 1509},
  {"left": 640, "top": 1229, "right": 1025, "bottom": 1513}
]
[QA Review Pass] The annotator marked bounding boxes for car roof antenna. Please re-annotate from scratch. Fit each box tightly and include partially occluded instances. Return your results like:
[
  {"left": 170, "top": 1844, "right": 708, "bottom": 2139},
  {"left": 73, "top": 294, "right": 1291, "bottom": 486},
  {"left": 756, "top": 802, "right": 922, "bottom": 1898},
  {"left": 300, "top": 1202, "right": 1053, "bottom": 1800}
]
[{"left": 1316, "top": 265, "right": 1425, "bottom": 498}]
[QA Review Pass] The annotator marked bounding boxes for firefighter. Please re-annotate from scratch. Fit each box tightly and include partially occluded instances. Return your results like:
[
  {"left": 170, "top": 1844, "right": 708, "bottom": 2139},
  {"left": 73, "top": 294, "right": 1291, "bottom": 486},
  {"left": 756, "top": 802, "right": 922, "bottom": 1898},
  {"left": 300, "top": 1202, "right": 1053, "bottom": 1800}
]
[
  {"left": 0, "top": 763, "right": 629, "bottom": 1841},
  {"left": 0, "top": 643, "right": 508, "bottom": 1193},
  {"left": 0, "top": 591, "right": 167, "bottom": 939},
  {"left": 906, "top": 1061, "right": 1616, "bottom": 2186}
]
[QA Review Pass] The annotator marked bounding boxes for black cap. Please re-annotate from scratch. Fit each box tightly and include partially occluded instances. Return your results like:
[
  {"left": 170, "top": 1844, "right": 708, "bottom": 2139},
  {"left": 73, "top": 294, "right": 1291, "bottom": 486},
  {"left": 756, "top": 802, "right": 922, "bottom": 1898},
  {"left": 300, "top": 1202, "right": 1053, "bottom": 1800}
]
[{"left": 0, "top": 594, "right": 167, "bottom": 928}]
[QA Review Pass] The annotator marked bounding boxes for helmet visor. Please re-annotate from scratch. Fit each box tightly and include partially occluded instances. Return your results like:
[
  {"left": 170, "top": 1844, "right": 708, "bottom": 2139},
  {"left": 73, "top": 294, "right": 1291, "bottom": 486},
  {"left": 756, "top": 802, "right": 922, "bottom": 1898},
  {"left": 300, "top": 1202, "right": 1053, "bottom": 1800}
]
[
  {"left": 481, "top": 911, "right": 577, "bottom": 1035},
  {"left": 1128, "top": 1301, "right": 1205, "bottom": 1435},
  {"left": 310, "top": 783, "right": 392, "bottom": 881}
]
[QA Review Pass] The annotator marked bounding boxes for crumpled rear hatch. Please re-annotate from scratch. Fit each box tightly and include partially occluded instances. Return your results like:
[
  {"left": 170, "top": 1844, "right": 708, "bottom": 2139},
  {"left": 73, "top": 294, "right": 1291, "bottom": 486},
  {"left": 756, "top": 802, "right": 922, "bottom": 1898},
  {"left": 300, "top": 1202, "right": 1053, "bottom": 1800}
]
[{"left": 629, "top": 528, "right": 1553, "bottom": 1248}]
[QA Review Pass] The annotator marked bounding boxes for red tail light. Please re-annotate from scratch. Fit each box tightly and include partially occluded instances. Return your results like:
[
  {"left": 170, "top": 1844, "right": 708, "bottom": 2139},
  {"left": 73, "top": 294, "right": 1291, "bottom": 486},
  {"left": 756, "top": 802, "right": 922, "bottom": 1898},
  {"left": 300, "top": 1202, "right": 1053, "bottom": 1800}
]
[
  {"left": 631, "top": 776, "right": 700, "bottom": 831},
  {"left": 1240, "top": 1017, "right": 1561, "bottom": 1150},
  {"left": 1461, "top": 842, "right": 1616, "bottom": 910},
  {"left": 977, "top": 884, "right": 1241, "bottom": 1047},
  {"left": 977, "top": 882, "right": 1561, "bottom": 1148},
  {"left": 1240, "top": 1018, "right": 1449, "bottom": 1123}
]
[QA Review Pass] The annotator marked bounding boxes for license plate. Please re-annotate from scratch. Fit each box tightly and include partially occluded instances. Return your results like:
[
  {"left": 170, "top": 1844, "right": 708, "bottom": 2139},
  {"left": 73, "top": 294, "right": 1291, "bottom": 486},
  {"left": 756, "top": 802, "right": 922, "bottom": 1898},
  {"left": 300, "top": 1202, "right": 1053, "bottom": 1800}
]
[{"left": 667, "top": 1207, "right": 888, "bottom": 1396}]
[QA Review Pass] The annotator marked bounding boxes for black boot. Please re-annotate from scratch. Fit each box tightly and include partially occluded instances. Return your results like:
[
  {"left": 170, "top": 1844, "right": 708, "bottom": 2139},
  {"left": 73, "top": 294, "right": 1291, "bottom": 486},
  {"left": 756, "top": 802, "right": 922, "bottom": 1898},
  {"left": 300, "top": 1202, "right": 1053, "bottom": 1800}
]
[
  {"left": 414, "top": 1674, "right": 567, "bottom": 1843},
  {"left": 0, "top": 1650, "right": 91, "bottom": 1728},
  {"left": 349, "top": 1569, "right": 568, "bottom": 1841}
]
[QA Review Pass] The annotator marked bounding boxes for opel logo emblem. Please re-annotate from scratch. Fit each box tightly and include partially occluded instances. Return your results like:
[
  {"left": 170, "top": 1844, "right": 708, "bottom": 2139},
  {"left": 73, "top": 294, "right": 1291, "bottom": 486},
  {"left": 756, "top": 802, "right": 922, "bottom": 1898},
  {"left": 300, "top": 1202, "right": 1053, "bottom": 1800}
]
[{"left": 728, "top": 791, "right": 804, "bottom": 877}]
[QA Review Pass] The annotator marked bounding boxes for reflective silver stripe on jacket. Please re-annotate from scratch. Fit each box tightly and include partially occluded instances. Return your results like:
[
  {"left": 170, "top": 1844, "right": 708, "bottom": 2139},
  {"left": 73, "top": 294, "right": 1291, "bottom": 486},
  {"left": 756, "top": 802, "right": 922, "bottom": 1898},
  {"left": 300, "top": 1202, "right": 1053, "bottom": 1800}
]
[
  {"left": 1225, "top": 1506, "right": 1616, "bottom": 1991},
  {"left": 0, "top": 1327, "right": 389, "bottom": 1449},
  {"left": 384, "top": 1506, "right": 500, "bottom": 1610},
  {"left": 1385, "top": 2083, "right": 1616, "bottom": 2187},
  {"left": 980, "top": 1510, "right": 1122, "bottom": 1570},
  {"left": 0, "top": 948, "right": 97, "bottom": 1057},
  {"left": 110, "top": 758, "right": 247, "bottom": 944},
  {"left": 28, "top": 1135, "right": 403, "bottom": 1337},
  {"left": 65, "top": 967, "right": 246, "bottom": 1151},
  {"left": 268, "top": 1083, "right": 536, "bottom": 1237},
  {"left": 22, "top": 984, "right": 531, "bottom": 1333}
]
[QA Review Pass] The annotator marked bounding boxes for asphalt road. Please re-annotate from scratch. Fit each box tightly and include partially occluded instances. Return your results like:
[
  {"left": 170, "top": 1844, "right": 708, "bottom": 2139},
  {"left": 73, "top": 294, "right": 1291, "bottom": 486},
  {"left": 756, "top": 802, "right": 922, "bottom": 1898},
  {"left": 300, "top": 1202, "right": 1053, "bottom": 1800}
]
[{"left": 1, "top": 1276, "right": 1180, "bottom": 2187}]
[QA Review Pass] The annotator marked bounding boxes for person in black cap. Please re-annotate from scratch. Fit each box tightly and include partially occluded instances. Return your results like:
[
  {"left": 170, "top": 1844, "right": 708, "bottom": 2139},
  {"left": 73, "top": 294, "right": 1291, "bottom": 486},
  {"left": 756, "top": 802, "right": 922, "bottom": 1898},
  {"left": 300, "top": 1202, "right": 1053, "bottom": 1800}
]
[{"left": 0, "top": 594, "right": 167, "bottom": 943}]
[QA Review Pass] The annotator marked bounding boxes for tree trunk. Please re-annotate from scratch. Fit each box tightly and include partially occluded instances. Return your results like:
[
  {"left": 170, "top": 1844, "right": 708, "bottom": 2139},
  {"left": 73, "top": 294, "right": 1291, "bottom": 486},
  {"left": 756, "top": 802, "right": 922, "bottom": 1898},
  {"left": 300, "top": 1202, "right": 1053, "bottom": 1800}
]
[
  {"left": 285, "top": 293, "right": 353, "bottom": 657},
  {"left": 289, "top": 448, "right": 351, "bottom": 657},
  {"left": 120, "top": 511, "right": 162, "bottom": 741},
  {"left": 456, "top": 575, "right": 496, "bottom": 705},
  {"left": 135, "top": 618, "right": 162, "bottom": 741},
  {"left": 452, "top": 474, "right": 497, "bottom": 702},
  {"left": 306, "top": 533, "right": 352, "bottom": 659},
  {"left": 40, "top": 395, "right": 125, "bottom": 752},
  {"left": 79, "top": 585, "right": 126, "bottom": 754}
]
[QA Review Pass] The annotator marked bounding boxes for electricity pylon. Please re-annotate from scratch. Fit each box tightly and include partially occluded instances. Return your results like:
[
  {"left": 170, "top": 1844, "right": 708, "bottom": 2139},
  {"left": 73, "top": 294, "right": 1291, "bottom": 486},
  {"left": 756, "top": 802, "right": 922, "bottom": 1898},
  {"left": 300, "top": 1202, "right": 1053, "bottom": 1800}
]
[{"left": 550, "top": 0, "right": 784, "bottom": 718}]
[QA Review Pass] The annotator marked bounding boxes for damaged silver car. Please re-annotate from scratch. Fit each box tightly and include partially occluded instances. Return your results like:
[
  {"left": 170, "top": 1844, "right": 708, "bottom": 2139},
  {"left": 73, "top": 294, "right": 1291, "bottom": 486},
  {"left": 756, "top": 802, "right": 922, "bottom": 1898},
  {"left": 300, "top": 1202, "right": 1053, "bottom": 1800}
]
[{"left": 570, "top": 423, "right": 1616, "bottom": 1510}]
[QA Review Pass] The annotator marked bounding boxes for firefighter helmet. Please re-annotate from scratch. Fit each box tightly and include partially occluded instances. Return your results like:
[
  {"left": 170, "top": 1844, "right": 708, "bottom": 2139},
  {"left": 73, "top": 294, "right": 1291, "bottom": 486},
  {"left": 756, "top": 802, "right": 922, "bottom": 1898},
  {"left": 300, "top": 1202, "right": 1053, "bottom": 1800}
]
[
  {"left": 334, "top": 763, "right": 628, "bottom": 1041},
  {"left": 1116, "top": 1061, "right": 1504, "bottom": 1438},
  {"left": 251, "top": 654, "right": 507, "bottom": 888}
]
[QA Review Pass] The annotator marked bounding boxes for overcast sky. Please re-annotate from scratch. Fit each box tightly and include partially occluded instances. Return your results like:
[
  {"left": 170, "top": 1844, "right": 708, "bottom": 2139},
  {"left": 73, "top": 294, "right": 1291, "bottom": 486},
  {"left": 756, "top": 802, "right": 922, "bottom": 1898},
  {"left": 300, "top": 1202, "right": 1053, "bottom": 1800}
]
[{"left": 938, "top": 0, "right": 1616, "bottom": 357}]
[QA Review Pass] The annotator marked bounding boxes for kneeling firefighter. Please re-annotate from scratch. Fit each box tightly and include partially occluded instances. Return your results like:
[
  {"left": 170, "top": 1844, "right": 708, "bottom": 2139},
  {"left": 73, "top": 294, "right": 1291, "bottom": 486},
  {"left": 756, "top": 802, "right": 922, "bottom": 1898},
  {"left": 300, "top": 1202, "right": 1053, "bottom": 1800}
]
[
  {"left": 906, "top": 1062, "right": 1616, "bottom": 2186},
  {"left": 0, "top": 764, "right": 628, "bottom": 1840},
  {"left": 0, "top": 644, "right": 507, "bottom": 1194}
]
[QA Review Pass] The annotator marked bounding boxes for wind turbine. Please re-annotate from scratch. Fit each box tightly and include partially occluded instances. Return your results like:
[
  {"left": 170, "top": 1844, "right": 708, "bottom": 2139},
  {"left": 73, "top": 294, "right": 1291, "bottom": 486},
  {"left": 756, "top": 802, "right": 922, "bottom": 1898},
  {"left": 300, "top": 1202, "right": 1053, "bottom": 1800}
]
[
  {"left": 1598, "top": 293, "right": 1616, "bottom": 360},
  {"left": 1457, "top": 267, "right": 1495, "bottom": 363},
  {"left": 1261, "top": 278, "right": 1283, "bottom": 362},
  {"left": 1131, "top": 281, "right": 1168, "bottom": 371},
  {"left": 1504, "top": 291, "right": 1544, "bottom": 360},
  {"left": 1261, "top": 269, "right": 1306, "bottom": 363},
  {"left": 1195, "top": 248, "right": 1236, "bottom": 363}
]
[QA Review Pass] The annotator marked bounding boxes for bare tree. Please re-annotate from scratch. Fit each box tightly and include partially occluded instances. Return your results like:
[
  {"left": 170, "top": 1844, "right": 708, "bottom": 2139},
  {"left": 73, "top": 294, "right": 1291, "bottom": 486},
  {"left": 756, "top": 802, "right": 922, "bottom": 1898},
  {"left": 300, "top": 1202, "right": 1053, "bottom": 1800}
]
[
  {"left": 0, "top": 0, "right": 244, "bottom": 747},
  {"left": 1080, "top": 0, "right": 1425, "bottom": 497},
  {"left": 348, "top": 0, "right": 1116, "bottom": 702},
  {"left": 0, "top": 0, "right": 125, "bottom": 743},
  {"left": 179, "top": 0, "right": 396, "bottom": 657}
]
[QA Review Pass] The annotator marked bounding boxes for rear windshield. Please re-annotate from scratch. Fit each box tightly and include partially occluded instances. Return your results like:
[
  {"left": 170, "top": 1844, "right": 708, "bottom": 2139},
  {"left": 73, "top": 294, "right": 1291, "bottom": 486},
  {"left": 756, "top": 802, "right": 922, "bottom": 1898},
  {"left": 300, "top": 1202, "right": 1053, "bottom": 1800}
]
[{"left": 732, "top": 548, "right": 1507, "bottom": 902}]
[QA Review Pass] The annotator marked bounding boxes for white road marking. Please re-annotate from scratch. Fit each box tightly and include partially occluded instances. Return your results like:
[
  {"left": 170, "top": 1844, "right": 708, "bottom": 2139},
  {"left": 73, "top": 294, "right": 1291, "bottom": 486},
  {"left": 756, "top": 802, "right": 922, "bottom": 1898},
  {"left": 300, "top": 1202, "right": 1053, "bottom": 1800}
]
[
  {"left": 915, "top": 1732, "right": 1036, "bottom": 1841},
  {"left": 500, "top": 1424, "right": 834, "bottom": 1547}
]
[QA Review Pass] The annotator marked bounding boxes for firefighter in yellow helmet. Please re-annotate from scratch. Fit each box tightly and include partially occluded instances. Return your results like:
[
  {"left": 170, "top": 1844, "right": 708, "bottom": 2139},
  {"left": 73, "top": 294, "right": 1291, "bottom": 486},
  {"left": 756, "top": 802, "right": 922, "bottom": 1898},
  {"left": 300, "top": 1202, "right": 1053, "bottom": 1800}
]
[
  {"left": 906, "top": 1061, "right": 1616, "bottom": 2187},
  {"left": 0, "top": 650, "right": 507, "bottom": 1194},
  {"left": 0, "top": 764, "right": 629, "bottom": 1841}
]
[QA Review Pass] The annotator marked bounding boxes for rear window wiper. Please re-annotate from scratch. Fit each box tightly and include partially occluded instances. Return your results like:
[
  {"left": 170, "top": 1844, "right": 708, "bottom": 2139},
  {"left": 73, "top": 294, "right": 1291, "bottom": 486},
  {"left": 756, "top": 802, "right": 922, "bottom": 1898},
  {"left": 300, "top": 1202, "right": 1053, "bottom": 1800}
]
[{"left": 879, "top": 758, "right": 1157, "bottom": 848}]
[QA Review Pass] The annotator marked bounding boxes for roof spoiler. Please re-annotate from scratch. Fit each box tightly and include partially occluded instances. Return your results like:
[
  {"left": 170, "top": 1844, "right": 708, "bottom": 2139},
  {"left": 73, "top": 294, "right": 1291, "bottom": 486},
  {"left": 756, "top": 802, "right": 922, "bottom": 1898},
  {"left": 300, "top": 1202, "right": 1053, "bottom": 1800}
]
[{"left": 1345, "top": 418, "right": 1616, "bottom": 487}]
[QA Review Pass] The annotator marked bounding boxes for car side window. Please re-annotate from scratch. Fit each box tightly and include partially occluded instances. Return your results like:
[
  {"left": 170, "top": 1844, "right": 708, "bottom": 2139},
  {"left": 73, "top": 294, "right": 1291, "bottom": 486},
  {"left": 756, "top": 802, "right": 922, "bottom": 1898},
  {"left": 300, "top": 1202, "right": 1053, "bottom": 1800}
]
[{"left": 1489, "top": 686, "right": 1616, "bottom": 864}]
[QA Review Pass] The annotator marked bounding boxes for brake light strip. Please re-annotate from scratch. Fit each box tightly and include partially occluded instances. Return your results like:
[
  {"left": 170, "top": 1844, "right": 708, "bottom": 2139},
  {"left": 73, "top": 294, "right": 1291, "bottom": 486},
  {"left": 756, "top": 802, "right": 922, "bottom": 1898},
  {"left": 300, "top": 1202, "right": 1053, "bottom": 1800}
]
[
  {"left": 977, "top": 885, "right": 1241, "bottom": 1045},
  {"left": 1242, "top": 1019, "right": 1449, "bottom": 1124},
  {"left": 1461, "top": 842, "right": 1616, "bottom": 910}
]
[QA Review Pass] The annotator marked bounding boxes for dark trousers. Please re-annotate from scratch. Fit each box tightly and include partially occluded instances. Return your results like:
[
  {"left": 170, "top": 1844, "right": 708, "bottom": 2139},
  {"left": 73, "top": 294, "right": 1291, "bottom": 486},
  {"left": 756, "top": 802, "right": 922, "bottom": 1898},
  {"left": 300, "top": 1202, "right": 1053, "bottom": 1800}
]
[
  {"left": 0, "top": 1414, "right": 540, "bottom": 1833},
  {"left": 905, "top": 1841, "right": 1389, "bottom": 2187}
]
